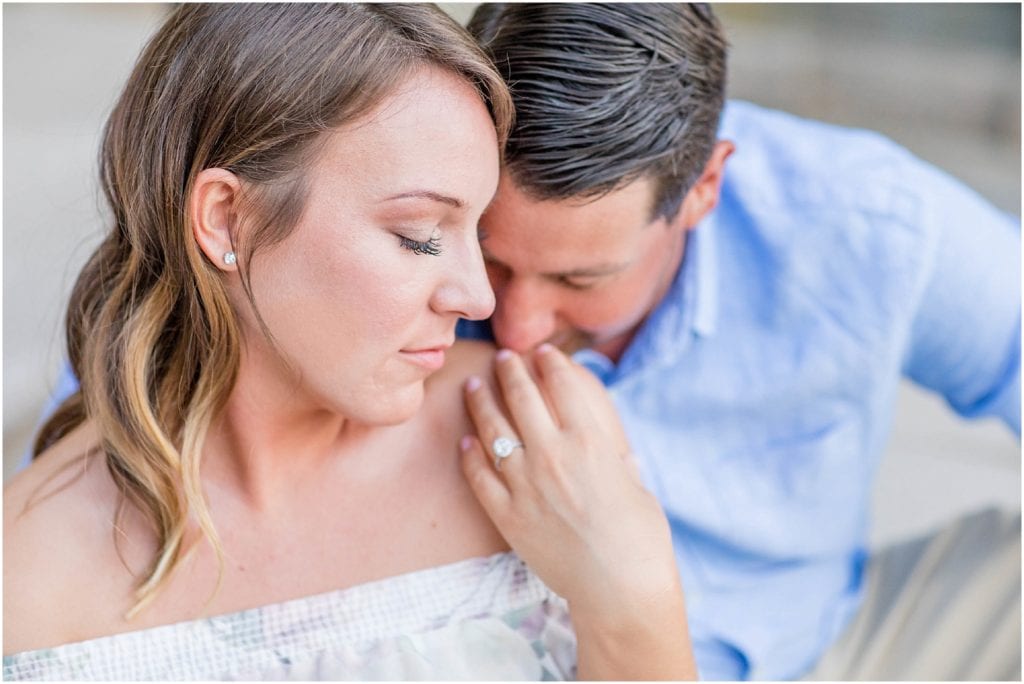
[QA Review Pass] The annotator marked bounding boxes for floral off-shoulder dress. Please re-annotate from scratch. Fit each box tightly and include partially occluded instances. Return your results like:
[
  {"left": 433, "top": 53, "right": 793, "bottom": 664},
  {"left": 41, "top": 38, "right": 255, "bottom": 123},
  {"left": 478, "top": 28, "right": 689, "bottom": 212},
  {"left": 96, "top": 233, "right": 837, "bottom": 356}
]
[{"left": 3, "top": 552, "right": 577, "bottom": 680}]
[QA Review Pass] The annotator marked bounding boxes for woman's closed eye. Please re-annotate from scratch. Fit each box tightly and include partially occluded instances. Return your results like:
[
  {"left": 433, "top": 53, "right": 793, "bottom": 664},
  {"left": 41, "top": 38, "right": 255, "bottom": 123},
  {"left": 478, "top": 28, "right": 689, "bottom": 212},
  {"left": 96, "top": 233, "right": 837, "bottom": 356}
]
[{"left": 398, "top": 231, "right": 442, "bottom": 256}]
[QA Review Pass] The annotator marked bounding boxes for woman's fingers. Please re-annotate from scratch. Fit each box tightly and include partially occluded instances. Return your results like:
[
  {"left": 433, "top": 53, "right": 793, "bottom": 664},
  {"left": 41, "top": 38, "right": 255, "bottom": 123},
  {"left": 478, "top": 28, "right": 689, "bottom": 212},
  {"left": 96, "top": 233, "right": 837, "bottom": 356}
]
[
  {"left": 534, "top": 344, "right": 634, "bottom": 459},
  {"left": 458, "top": 345, "right": 685, "bottom": 642},
  {"left": 493, "top": 350, "right": 559, "bottom": 444},
  {"left": 458, "top": 434, "right": 512, "bottom": 523},
  {"left": 621, "top": 451, "right": 645, "bottom": 486},
  {"left": 463, "top": 375, "right": 527, "bottom": 480},
  {"left": 533, "top": 343, "right": 600, "bottom": 430}
]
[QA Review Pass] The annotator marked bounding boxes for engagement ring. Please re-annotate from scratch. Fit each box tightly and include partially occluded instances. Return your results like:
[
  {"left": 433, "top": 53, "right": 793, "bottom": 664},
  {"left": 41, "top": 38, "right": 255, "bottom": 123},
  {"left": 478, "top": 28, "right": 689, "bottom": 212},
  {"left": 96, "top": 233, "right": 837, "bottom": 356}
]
[{"left": 492, "top": 436, "right": 523, "bottom": 470}]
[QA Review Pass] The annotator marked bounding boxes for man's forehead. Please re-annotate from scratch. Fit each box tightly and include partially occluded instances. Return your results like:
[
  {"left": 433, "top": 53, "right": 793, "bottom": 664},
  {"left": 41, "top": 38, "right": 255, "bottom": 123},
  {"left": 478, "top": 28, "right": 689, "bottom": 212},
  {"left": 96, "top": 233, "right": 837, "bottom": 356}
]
[
  {"left": 482, "top": 186, "right": 657, "bottom": 267},
  {"left": 486, "top": 183, "right": 656, "bottom": 233},
  {"left": 479, "top": 217, "right": 637, "bottom": 276},
  {"left": 480, "top": 237, "right": 631, "bottom": 277}
]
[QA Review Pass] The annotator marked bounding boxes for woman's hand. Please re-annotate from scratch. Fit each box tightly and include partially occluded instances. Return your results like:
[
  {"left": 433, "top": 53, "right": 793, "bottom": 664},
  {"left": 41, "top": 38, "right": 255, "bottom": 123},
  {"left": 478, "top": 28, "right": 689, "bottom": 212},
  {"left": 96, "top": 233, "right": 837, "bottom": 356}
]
[{"left": 460, "top": 344, "right": 696, "bottom": 680}]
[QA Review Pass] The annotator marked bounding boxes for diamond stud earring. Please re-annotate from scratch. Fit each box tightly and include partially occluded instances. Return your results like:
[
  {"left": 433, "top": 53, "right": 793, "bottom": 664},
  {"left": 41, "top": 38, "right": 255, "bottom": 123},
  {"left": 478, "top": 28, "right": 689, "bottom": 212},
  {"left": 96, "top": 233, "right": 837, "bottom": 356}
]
[{"left": 223, "top": 251, "right": 237, "bottom": 265}]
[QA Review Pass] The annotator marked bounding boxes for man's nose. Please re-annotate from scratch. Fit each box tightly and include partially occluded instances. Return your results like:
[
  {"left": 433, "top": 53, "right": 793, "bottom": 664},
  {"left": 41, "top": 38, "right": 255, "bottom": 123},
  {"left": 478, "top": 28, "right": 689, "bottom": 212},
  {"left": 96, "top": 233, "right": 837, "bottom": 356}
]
[{"left": 491, "top": 277, "right": 557, "bottom": 353}]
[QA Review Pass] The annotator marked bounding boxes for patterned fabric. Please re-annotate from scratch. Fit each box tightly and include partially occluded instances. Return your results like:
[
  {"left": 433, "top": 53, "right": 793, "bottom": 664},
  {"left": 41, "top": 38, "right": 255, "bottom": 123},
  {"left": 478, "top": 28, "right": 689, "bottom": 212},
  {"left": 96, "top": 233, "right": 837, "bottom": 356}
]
[{"left": 4, "top": 552, "right": 576, "bottom": 681}]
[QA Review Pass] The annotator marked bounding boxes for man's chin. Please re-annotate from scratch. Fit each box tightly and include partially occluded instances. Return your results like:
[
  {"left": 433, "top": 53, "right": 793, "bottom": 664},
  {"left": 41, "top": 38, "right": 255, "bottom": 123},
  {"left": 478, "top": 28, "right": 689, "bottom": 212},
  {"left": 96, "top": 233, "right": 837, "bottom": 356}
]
[
  {"left": 554, "top": 327, "right": 636, "bottom": 363},
  {"left": 547, "top": 330, "right": 597, "bottom": 356},
  {"left": 491, "top": 329, "right": 598, "bottom": 356}
]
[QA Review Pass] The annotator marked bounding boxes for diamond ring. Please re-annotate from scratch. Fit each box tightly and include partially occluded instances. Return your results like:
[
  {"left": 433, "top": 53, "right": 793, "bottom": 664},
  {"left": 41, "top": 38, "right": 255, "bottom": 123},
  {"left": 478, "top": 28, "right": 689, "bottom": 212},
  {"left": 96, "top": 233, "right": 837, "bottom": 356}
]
[{"left": 491, "top": 436, "right": 523, "bottom": 470}]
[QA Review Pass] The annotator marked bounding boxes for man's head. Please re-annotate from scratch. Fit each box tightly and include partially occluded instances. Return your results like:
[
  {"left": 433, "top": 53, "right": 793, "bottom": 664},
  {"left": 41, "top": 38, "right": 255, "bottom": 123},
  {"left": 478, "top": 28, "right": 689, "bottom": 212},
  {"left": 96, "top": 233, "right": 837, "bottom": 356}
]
[{"left": 468, "top": 3, "right": 732, "bottom": 360}]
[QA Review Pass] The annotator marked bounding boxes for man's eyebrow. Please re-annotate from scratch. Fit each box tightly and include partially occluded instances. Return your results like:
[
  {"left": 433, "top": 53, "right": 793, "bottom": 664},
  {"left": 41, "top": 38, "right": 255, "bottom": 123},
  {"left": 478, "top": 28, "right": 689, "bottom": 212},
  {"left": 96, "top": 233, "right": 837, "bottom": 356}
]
[
  {"left": 379, "top": 190, "right": 465, "bottom": 209},
  {"left": 546, "top": 262, "right": 630, "bottom": 278}
]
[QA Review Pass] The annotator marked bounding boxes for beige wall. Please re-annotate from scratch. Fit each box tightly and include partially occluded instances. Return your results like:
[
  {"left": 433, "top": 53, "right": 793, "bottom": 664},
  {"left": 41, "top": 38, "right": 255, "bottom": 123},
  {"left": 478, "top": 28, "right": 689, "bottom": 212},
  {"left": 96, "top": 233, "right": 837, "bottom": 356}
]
[
  {"left": 4, "top": 3, "right": 170, "bottom": 465},
  {"left": 4, "top": 4, "right": 1019, "bottom": 546}
]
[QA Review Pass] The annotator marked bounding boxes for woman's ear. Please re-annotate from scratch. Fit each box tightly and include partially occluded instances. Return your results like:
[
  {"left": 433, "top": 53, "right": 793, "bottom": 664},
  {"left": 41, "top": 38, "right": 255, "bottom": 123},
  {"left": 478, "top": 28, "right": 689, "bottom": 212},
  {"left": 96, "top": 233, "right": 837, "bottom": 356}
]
[{"left": 191, "top": 168, "right": 242, "bottom": 270}]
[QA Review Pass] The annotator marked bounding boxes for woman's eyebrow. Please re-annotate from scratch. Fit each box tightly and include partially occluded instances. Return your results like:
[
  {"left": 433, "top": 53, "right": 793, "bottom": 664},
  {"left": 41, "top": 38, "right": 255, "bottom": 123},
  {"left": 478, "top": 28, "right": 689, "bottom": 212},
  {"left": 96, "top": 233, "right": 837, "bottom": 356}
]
[{"left": 380, "top": 189, "right": 466, "bottom": 209}]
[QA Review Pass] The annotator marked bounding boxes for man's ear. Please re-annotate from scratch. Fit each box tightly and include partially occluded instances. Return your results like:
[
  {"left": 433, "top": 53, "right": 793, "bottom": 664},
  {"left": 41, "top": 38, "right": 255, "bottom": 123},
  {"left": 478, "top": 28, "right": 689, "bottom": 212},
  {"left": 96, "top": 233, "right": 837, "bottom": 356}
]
[
  {"left": 672, "top": 140, "right": 735, "bottom": 231},
  {"left": 191, "top": 168, "right": 242, "bottom": 270}
]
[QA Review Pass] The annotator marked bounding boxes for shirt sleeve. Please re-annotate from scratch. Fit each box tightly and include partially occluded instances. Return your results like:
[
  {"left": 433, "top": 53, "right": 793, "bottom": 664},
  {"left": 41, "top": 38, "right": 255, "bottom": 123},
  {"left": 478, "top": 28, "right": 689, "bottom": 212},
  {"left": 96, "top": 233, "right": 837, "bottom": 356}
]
[
  {"left": 19, "top": 359, "right": 81, "bottom": 471},
  {"left": 900, "top": 161, "right": 1021, "bottom": 436}
]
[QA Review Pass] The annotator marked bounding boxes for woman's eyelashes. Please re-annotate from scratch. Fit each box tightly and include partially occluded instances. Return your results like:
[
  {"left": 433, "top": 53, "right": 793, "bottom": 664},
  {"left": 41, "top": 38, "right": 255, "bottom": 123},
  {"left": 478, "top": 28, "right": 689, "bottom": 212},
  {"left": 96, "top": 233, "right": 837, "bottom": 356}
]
[{"left": 398, "top": 231, "right": 442, "bottom": 256}]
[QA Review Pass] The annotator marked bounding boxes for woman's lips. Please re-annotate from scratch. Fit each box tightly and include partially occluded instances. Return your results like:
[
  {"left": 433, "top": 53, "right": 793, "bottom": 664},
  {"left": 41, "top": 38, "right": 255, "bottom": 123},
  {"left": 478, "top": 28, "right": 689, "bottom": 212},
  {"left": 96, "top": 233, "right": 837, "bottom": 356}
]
[{"left": 399, "top": 346, "right": 449, "bottom": 371}]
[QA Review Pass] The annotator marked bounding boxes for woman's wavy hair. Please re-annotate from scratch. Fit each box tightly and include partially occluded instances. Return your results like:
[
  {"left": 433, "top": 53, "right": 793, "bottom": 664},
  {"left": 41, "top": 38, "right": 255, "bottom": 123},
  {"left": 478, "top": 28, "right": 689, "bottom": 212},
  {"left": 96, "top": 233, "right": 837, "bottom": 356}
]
[
  {"left": 468, "top": 2, "right": 726, "bottom": 221},
  {"left": 33, "top": 2, "right": 512, "bottom": 618}
]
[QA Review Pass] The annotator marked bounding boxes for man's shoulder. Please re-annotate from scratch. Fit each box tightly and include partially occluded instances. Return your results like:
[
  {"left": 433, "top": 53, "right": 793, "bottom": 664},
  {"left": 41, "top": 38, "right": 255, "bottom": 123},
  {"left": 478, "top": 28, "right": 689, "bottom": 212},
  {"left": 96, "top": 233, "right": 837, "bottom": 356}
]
[
  {"left": 720, "top": 100, "right": 922, "bottom": 218},
  {"left": 721, "top": 100, "right": 907, "bottom": 160},
  {"left": 703, "top": 102, "right": 969, "bottom": 350},
  {"left": 715, "top": 100, "right": 948, "bottom": 267}
]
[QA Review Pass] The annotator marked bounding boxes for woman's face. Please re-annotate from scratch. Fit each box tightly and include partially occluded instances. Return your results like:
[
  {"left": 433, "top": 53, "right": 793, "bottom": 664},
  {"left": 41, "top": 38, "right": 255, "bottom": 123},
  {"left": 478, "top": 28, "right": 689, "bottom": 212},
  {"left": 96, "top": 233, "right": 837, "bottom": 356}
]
[{"left": 237, "top": 66, "right": 499, "bottom": 425}]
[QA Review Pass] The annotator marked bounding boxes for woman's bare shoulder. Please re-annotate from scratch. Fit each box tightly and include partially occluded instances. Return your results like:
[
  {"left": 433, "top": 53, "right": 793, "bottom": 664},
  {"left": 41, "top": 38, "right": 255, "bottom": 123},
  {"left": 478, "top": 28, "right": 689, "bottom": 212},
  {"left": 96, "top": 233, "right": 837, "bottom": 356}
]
[
  {"left": 416, "top": 344, "right": 508, "bottom": 555},
  {"left": 5, "top": 421, "right": 107, "bottom": 544},
  {"left": 424, "top": 339, "right": 495, "bottom": 396},
  {"left": 424, "top": 339, "right": 499, "bottom": 411},
  {"left": 3, "top": 421, "right": 134, "bottom": 654},
  {"left": 444, "top": 338, "right": 497, "bottom": 376}
]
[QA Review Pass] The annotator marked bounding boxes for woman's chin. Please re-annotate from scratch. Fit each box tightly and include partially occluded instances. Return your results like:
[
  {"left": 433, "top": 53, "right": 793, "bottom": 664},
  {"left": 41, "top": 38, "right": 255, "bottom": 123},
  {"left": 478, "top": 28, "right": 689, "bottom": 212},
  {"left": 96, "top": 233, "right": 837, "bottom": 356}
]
[{"left": 351, "top": 382, "right": 426, "bottom": 426}]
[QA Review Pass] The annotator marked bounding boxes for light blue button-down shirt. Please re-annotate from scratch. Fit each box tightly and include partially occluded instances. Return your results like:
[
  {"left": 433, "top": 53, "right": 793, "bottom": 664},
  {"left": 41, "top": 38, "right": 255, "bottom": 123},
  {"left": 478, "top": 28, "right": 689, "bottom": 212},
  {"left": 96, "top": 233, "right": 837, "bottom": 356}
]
[
  {"left": 37, "top": 101, "right": 1021, "bottom": 679},
  {"left": 462, "top": 100, "right": 1021, "bottom": 679}
]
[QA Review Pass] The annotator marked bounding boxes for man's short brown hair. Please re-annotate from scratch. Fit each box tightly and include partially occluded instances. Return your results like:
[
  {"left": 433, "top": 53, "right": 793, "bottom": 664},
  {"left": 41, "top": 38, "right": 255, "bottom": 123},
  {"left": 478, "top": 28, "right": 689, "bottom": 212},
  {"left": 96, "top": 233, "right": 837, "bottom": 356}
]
[{"left": 469, "top": 3, "right": 727, "bottom": 221}]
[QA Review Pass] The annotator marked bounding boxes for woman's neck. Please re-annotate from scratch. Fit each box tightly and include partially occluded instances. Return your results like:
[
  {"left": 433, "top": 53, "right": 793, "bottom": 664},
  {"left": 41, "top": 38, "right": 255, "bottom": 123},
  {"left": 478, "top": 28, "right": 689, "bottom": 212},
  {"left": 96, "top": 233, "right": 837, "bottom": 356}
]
[{"left": 200, "top": 346, "right": 395, "bottom": 512}]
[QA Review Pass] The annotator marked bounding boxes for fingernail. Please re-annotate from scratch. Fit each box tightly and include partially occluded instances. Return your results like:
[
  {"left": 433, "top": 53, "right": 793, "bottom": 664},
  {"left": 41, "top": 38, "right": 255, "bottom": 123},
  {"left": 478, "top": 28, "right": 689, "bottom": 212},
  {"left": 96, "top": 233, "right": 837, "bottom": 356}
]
[
  {"left": 496, "top": 349, "right": 513, "bottom": 363},
  {"left": 465, "top": 376, "right": 482, "bottom": 392},
  {"left": 537, "top": 343, "right": 554, "bottom": 355},
  {"left": 460, "top": 435, "right": 473, "bottom": 451}
]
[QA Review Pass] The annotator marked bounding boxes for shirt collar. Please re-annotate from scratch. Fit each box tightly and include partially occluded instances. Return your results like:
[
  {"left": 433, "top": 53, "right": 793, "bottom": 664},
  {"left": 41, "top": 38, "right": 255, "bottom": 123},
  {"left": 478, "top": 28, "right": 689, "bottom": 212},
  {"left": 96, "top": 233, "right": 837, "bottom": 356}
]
[{"left": 689, "top": 215, "right": 720, "bottom": 338}]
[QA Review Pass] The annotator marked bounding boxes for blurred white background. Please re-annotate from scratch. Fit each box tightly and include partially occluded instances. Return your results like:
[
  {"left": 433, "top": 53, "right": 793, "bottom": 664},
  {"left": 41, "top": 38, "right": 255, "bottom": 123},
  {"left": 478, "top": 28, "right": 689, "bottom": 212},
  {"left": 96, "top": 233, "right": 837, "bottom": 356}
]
[{"left": 4, "top": 3, "right": 1020, "bottom": 548}]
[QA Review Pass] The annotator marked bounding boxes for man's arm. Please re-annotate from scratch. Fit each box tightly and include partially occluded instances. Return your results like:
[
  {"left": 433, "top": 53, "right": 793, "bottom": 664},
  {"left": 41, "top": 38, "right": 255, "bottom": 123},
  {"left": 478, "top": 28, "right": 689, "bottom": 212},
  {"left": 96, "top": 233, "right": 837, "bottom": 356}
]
[
  {"left": 19, "top": 361, "right": 81, "bottom": 470},
  {"left": 900, "top": 161, "right": 1020, "bottom": 435}
]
